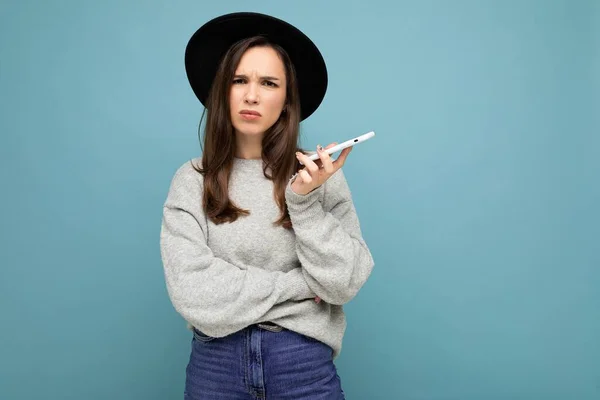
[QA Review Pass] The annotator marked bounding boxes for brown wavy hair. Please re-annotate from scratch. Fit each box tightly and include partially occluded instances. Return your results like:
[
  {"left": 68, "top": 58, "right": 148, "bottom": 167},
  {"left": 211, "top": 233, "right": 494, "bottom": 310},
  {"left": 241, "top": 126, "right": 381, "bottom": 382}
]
[{"left": 192, "top": 35, "right": 305, "bottom": 229}]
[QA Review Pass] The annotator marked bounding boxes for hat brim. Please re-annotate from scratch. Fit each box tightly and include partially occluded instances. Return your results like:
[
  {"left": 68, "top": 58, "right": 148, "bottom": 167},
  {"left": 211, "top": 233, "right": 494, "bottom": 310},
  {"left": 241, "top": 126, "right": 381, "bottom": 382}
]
[{"left": 184, "top": 12, "right": 328, "bottom": 121}]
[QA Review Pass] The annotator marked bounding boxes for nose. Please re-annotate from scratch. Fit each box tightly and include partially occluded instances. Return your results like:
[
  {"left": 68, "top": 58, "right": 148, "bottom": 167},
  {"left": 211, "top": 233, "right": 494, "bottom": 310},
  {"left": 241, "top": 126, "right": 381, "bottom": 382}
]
[{"left": 244, "top": 82, "right": 259, "bottom": 104}]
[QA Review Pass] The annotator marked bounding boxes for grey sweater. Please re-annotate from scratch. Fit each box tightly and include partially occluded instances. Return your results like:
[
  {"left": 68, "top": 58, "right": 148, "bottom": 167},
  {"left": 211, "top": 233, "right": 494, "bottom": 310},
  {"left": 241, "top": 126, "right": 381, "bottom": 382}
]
[{"left": 160, "top": 157, "right": 374, "bottom": 358}]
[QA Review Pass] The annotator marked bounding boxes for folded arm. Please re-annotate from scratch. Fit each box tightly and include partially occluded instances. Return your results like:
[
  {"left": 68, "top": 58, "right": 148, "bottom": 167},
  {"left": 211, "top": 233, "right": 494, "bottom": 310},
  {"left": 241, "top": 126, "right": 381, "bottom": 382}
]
[
  {"left": 160, "top": 163, "right": 315, "bottom": 337},
  {"left": 285, "top": 169, "right": 375, "bottom": 305}
]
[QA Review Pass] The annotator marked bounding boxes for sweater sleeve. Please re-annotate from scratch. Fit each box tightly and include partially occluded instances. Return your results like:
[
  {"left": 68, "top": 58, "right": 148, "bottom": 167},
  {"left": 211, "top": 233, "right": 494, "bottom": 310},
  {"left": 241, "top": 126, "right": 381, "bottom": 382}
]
[
  {"left": 160, "top": 161, "right": 315, "bottom": 337},
  {"left": 285, "top": 168, "right": 375, "bottom": 305}
]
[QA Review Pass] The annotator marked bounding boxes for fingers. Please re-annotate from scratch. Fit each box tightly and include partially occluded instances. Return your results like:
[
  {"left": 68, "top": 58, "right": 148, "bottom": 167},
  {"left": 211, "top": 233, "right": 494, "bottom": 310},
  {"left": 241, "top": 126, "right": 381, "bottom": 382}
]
[
  {"left": 317, "top": 144, "right": 334, "bottom": 174},
  {"left": 322, "top": 142, "right": 351, "bottom": 171},
  {"left": 333, "top": 146, "right": 352, "bottom": 169},
  {"left": 295, "top": 152, "right": 320, "bottom": 185},
  {"left": 294, "top": 140, "right": 350, "bottom": 187},
  {"left": 296, "top": 151, "right": 319, "bottom": 174},
  {"left": 298, "top": 168, "right": 312, "bottom": 184}
]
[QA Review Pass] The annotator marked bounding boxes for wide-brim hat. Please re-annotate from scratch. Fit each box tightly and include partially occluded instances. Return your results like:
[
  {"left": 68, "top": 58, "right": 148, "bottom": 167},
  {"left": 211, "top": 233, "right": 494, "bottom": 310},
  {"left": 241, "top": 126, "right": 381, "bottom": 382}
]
[{"left": 184, "top": 12, "right": 328, "bottom": 121}]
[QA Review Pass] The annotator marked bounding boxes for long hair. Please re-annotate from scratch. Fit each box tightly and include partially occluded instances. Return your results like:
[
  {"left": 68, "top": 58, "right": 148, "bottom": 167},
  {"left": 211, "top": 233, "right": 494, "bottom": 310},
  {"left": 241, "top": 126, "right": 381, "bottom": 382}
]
[{"left": 192, "top": 35, "right": 304, "bottom": 229}]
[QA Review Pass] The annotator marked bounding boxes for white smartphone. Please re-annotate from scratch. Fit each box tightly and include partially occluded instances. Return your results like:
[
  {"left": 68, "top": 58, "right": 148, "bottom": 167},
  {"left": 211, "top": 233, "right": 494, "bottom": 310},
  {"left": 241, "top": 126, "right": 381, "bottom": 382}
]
[{"left": 301, "top": 131, "right": 375, "bottom": 164}]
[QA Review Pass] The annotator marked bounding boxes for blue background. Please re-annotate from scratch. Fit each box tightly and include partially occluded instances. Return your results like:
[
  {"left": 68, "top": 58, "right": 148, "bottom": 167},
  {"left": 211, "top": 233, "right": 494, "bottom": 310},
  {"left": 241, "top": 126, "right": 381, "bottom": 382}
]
[{"left": 1, "top": 0, "right": 598, "bottom": 399}]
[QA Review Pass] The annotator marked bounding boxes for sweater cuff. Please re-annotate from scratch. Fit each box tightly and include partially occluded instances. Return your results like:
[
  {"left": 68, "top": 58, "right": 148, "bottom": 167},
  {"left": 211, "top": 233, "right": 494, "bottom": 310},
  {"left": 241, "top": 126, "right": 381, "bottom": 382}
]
[
  {"left": 281, "top": 268, "right": 314, "bottom": 301},
  {"left": 285, "top": 181, "right": 325, "bottom": 226}
]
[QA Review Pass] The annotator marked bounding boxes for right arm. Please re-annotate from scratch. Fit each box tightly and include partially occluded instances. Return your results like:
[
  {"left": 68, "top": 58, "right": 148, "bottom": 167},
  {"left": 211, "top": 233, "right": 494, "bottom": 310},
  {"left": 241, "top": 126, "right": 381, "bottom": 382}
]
[{"left": 160, "top": 162, "right": 315, "bottom": 337}]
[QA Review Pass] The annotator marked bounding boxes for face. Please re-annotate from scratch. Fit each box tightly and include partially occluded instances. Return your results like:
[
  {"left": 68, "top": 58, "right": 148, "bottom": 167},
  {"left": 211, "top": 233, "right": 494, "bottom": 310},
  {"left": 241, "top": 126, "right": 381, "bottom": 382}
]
[{"left": 229, "top": 46, "right": 287, "bottom": 138}]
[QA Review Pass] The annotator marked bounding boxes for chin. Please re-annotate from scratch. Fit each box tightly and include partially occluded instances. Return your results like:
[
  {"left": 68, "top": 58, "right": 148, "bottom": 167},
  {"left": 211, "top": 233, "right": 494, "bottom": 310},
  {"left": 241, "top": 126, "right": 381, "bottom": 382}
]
[
  {"left": 234, "top": 126, "right": 266, "bottom": 136},
  {"left": 233, "top": 121, "right": 274, "bottom": 137}
]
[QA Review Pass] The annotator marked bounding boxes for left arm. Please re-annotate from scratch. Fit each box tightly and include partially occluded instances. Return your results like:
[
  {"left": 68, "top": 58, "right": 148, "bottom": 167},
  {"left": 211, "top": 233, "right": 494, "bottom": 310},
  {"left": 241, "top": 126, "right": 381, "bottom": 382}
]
[{"left": 285, "top": 168, "right": 375, "bottom": 305}]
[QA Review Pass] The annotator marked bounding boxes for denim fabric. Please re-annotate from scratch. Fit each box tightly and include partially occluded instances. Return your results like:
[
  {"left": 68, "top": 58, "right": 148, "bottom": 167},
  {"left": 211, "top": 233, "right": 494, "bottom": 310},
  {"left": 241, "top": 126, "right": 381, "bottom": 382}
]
[{"left": 184, "top": 324, "right": 345, "bottom": 399}]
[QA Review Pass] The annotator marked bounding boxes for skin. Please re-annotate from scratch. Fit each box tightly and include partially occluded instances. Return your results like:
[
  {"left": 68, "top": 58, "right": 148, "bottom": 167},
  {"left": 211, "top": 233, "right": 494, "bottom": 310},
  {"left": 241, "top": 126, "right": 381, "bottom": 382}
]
[
  {"left": 292, "top": 144, "right": 352, "bottom": 196},
  {"left": 230, "top": 46, "right": 287, "bottom": 160},
  {"left": 229, "top": 46, "right": 353, "bottom": 303}
]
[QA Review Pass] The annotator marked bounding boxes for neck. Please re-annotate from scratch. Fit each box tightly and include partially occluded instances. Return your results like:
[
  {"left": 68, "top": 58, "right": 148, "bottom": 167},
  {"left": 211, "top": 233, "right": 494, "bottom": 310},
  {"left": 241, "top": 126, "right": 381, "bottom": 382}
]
[{"left": 235, "top": 132, "right": 263, "bottom": 159}]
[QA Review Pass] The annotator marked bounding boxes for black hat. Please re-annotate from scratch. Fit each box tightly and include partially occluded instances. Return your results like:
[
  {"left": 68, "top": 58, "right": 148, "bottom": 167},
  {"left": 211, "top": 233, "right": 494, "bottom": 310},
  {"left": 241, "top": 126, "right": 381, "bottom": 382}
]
[{"left": 184, "top": 12, "right": 328, "bottom": 121}]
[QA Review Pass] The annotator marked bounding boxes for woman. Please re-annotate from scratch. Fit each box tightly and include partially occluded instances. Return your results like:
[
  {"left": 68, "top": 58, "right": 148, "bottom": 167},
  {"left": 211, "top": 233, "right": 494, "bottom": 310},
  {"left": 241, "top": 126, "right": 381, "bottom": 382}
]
[{"left": 160, "top": 12, "right": 375, "bottom": 399}]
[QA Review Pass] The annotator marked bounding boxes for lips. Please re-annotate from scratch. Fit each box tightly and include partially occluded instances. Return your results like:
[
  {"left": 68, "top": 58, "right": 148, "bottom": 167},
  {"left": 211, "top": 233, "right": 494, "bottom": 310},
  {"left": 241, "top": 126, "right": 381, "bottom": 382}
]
[{"left": 239, "top": 109, "right": 261, "bottom": 120}]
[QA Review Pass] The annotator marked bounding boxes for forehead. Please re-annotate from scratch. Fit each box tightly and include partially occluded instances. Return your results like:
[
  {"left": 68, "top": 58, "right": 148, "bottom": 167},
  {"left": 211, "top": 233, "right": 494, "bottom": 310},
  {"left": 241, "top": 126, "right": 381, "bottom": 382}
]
[{"left": 235, "top": 46, "right": 285, "bottom": 76}]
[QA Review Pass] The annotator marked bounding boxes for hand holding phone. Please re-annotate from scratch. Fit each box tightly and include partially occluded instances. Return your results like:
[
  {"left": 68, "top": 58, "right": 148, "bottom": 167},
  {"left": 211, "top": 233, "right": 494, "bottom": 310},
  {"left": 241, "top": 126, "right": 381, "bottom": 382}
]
[
  {"left": 299, "top": 131, "right": 375, "bottom": 165},
  {"left": 291, "top": 131, "right": 375, "bottom": 195}
]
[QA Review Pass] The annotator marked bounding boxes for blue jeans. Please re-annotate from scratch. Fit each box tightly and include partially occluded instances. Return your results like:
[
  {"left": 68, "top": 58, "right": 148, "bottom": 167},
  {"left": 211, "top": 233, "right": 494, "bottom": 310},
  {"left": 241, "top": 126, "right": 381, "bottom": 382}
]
[{"left": 184, "top": 323, "right": 346, "bottom": 399}]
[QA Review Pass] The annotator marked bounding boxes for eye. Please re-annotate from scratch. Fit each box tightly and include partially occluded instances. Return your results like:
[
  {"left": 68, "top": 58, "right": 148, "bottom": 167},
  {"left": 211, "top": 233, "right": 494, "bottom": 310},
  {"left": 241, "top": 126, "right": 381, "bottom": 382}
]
[
  {"left": 232, "top": 78, "right": 246, "bottom": 84},
  {"left": 263, "top": 80, "right": 278, "bottom": 87}
]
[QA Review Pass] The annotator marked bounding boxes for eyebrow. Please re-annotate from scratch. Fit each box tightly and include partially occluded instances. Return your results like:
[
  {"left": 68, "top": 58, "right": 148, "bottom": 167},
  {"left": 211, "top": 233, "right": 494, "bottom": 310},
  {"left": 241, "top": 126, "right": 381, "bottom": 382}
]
[{"left": 234, "top": 74, "right": 280, "bottom": 81}]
